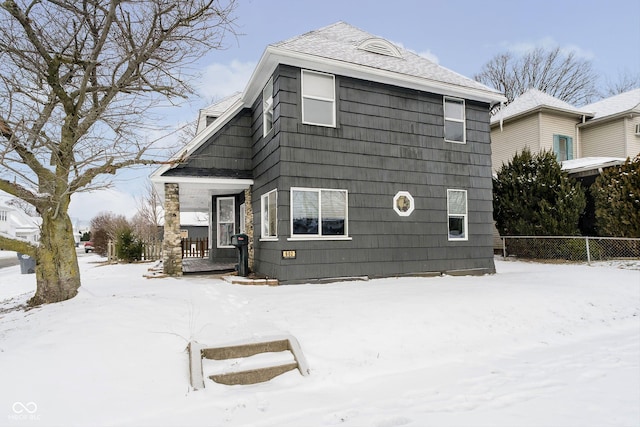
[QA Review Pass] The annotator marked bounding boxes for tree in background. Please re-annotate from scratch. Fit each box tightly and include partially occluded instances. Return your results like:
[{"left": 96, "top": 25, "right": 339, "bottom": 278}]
[
  {"left": 90, "top": 212, "right": 129, "bottom": 257},
  {"left": 493, "top": 149, "right": 586, "bottom": 236},
  {"left": 0, "top": 0, "right": 238, "bottom": 305},
  {"left": 131, "top": 181, "right": 163, "bottom": 246},
  {"left": 475, "top": 47, "right": 598, "bottom": 106},
  {"left": 591, "top": 156, "right": 640, "bottom": 237}
]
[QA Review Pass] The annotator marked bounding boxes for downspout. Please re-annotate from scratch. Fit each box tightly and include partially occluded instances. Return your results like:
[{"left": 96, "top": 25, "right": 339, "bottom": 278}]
[{"left": 575, "top": 114, "right": 586, "bottom": 158}]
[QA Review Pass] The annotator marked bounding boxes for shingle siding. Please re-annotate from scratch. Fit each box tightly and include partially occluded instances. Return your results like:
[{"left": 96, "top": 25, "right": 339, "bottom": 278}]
[{"left": 251, "top": 65, "right": 495, "bottom": 283}]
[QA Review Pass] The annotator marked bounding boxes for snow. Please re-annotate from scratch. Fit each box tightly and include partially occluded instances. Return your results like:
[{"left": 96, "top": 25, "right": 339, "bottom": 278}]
[{"left": 0, "top": 256, "right": 639, "bottom": 427}]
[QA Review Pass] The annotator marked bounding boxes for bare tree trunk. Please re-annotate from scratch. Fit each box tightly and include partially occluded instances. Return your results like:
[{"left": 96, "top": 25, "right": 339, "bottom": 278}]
[{"left": 30, "top": 210, "right": 80, "bottom": 306}]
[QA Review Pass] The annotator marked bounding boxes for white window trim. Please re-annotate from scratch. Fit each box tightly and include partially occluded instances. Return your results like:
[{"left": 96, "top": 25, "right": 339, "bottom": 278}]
[
  {"left": 301, "top": 69, "right": 336, "bottom": 128},
  {"left": 260, "top": 189, "right": 278, "bottom": 241},
  {"left": 263, "top": 77, "right": 274, "bottom": 137},
  {"left": 216, "top": 196, "right": 235, "bottom": 248},
  {"left": 447, "top": 189, "right": 468, "bottom": 241},
  {"left": 444, "top": 97, "right": 466, "bottom": 144},
  {"left": 289, "top": 187, "right": 349, "bottom": 240},
  {"left": 393, "top": 191, "right": 415, "bottom": 216}
]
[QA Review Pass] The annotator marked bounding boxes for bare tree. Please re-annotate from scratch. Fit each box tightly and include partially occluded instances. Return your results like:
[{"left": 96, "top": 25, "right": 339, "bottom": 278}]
[
  {"left": 475, "top": 47, "right": 599, "bottom": 106},
  {"left": 601, "top": 70, "right": 640, "bottom": 97},
  {"left": 6, "top": 197, "right": 37, "bottom": 216},
  {"left": 131, "top": 181, "right": 163, "bottom": 244},
  {"left": 0, "top": 0, "right": 237, "bottom": 305},
  {"left": 90, "top": 211, "right": 129, "bottom": 257}
]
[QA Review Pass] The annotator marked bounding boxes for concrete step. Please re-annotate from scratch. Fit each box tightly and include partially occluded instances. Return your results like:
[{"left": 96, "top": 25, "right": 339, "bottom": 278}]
[{"left": 209, "top": 362, "right": 299, "bottom": 385}]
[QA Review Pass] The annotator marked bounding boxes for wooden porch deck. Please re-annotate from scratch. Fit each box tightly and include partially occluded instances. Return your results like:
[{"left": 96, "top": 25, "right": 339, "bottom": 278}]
[{"left": 182, "top": 258, "right": 236, "bottom": 274}]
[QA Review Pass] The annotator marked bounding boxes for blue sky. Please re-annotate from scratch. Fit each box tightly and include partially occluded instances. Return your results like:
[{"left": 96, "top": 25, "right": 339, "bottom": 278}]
[{"left": 67, "top": 0, "right": 640, "bottom": 223}]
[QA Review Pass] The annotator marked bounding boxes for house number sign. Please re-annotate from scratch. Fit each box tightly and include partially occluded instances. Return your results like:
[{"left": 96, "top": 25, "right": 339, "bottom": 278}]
[{"left": 282, "top": 250, "right": 297, "bottom": 259}]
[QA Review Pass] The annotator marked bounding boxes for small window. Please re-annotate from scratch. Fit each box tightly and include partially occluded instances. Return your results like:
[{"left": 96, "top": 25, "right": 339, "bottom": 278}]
[
  {"left": 447, "top": 189, "right": 468, "bottom": 241},
  {"left": 444, "top": 97, "right": 465, "bottom": 143},
  {"left": 216, "top": 197, "right": 235, "bottom": 248},
  {"left": 553, "top": 135, "right": 573, "bottom": 162},
  {"left": 301, "top": 70, "right": 336, "bottom": 127},
  {"left": 0, "top": 210, "right": 6, "bottom": 221},
  {"left": 263, "top": 77, "right": 273, "bottom": 137},
  {"left": 291, "top": 188, "right": 347, "bottom": 238},
  {"left": 261, "top": 190, "right": 277, "bottom": 239}
]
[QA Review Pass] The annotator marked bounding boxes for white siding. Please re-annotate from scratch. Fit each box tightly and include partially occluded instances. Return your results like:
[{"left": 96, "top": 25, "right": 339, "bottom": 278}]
[
  {"left": 539, "top": 113, "right": 578, "bottom": 157},
  {"left": 491, "top": 114, "right": 540, "bottom": 172},
  {"left": 581, "top": 119, "right": 626, "bottom": 158},
  {"left": 625, "top": 116, "right": 640, "bottom": 157}
]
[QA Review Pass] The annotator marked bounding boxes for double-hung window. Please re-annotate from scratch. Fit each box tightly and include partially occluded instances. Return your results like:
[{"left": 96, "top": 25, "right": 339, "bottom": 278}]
[
  {"left": 444, "top": 97, "right": 465, "bottom": 143},
  {"left": 263, "top": 77, "right": 274, "bottom": 137},
  {"left": 291, "top": 188, "right": 348, "bottom": 238},
  {"left": 553, "top": 134, "right": 573, "bottom": 162},
  {"left": 301, "top": 70, "right": 336, "bottom": 127},
  {"left": 447, "top": 189, "right": 468, "bottom": 241},
  {"left": 217, "top": 197, "right": 235, "bottom": 248},
  {"left": 261, "top": 189, "right": 277, "bottom": 239}
]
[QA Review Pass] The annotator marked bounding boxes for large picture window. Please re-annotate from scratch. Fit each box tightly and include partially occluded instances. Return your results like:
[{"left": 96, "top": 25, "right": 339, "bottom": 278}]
[
  {"left": 291, "top": 188, "right": 347, "bottom": 238},
  {"left": 301, "top": 70, "right": 336, "bottom": 127},
  {"left": 444, "top": 97, "right": 465, "bottom": 143},
  {"left": 263, "top": 77, "right": 273, "bottom": 137},
  {"left": 217, "top": 197, "right": 235, "bottom": 248},
  {"left": 447, "top": 189, "right": 468, "bottom": 241},
  {"left": 261, "top": 189, "right": 277, "bottom": 239}
]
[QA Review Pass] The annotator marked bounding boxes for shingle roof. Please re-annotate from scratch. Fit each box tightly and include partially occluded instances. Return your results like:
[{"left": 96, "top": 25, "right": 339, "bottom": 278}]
[
  {"left": 201, "top": 92, "right": 242, "bottom": 117},
  {"left": 272, "top": 22, "right": 500, "bottom": 97},
  {"left": 582, "top": 88, "right": 640, "bottom": 120},
  {"left": 491, "top": 88, "right": 592, "bottom": 125}
]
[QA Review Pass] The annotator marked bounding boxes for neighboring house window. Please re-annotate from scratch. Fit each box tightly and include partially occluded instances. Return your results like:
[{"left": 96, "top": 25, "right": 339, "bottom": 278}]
[
  {"left": 217, "top": 197, "right": 235, "bottom": 248},
  {"left": 0, "top": 211, "right": 6, "bottom": 221},
  {"left": 263, "top": 77, "right": 274, "bottom": 137},
  {"left": 301, "top": 70, "right": 336, "bottom": 127},
  {"left": 444, "top": 97, "right": 465, "bottom": 143},
  {"left": 447, "top": 189, "right": 468, "bottom": 241},
  {"left": 291, "top": 188, "right": 347, "bottom": 237},
  {"left": 553, "top": 135, "right": 573, "bottom": 162},
  {"left": 261, "top": 189, "right": 278, "bottom": 239}
]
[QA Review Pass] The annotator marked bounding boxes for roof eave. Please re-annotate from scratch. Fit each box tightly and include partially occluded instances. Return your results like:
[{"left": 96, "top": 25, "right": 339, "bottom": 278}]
[
  {"left": 491, "top": 106, "right": 594, "bottom": 127},
  {"left": 247, "top": 46, "right": 507, "bottom": 107}
]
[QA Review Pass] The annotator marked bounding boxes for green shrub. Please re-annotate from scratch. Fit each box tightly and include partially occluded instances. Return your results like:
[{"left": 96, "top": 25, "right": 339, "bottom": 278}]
[
  {"left": 493, "top": 149, "right": 586, "bottom": 236},
  {"left": 116, "top": 228, "right": 143, "bottom": 262}
]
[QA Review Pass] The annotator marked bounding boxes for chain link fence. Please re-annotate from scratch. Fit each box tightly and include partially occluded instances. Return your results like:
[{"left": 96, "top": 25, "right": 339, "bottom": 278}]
[{"left": 501, "top": 236, "right": 640, "bottom": 264}]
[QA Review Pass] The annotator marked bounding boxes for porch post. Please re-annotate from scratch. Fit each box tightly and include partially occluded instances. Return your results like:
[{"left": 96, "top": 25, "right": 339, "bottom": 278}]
[
  {"left": 163, "top": 183, "right": 183, "bottom": 276},
  {"left": 244, "top": 188, "right": 254, "bottom": 272}
]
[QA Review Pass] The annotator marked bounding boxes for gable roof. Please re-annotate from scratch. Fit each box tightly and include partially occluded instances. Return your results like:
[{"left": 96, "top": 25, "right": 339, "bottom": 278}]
[
  {"left": 581, "top": 88, "right": 640, "bottom": 121},
  {"left": 491, "top": 88, "right": 593, "bottom": 126},
  {"left": 153, "top": 22, "right": 506, "bottom": 180},
  {"left": 196, "top": 92, "right": 242, "bottom": 134}
]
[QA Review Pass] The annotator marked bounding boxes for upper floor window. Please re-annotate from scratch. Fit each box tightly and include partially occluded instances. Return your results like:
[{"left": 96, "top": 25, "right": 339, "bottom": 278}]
[
  {"left": 0, "top": 210, "right": 6, "bottom": 221},
  {"left": 291, "top": 188, "right": 347, "bottom": 238},
  {"left": 301, "top": 70, "right": 336, "bottom": 127},
  {"left": 447, "top": 189, "right": 468, "bottom": 241},
  {"left": 261, "top": 189, "right": 277, "bottom": 239},
  {"left": 263, "top": 77, "right": 274, "bottom": 137},
  {"left": 444, "top": 97, "right": 465, "bottom": 143},
  {"left": 553, "top": 135, "right": 573, "bottom": 162}
]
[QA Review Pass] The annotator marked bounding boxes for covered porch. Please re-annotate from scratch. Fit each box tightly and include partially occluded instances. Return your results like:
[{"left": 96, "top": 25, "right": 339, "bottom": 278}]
[{"left": 151, "top": 175, "right": 254, "bottom": 276}]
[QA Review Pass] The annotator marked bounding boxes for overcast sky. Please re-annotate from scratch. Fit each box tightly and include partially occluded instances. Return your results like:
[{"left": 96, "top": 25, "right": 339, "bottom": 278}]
[{"left": 67, "top": 0, "right": 640, "bottom": 224}]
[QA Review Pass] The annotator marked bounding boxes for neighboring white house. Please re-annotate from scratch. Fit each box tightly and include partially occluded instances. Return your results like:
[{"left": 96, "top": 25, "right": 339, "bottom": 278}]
[{"left": 0, "top": 199, "right": 41, "bottom": 243}]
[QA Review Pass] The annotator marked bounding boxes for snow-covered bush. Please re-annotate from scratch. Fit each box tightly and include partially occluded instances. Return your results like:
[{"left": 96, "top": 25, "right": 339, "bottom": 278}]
[
  {"left": 591, "top": 155, "right": 640, "bottom": 237},
  {"left": 493, "top": 149, "right": 586, "bottom": 236}
]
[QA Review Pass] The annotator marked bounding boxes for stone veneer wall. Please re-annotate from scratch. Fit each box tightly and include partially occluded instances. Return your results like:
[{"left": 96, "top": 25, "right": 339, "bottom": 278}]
[
  {"left": 162, "top": 183, "right": 182, "bottom": 276},
  {"left": 244, "top": 188, "right": 254, "bottom": 272}
]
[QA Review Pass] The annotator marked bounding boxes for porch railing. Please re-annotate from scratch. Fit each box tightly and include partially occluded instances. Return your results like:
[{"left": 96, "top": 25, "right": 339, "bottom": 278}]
[{"left": 182, "top": 237, "right": 209, "bottom": 258}]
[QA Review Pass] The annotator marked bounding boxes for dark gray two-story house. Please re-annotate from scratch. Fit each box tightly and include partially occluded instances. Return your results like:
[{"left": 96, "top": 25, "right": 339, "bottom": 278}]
[{"left": 151, "top": 22, "right": 506, "bottom": 283}]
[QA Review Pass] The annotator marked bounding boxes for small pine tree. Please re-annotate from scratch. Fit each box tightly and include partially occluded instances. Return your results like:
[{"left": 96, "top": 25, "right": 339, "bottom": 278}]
[
  {"left": 591, "top": 155, "right": 640, "bottom": 237},
  {"left": 115, "top": 228, "right": 143, "bottom": 263},
  {"left": 493, "top": 148, "right": 586, "bottom": 236}
]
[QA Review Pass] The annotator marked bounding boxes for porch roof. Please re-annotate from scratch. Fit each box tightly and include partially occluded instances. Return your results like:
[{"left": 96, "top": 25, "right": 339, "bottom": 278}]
[{"left": 151, "top": 175, "right": 253, "bottom": 212}]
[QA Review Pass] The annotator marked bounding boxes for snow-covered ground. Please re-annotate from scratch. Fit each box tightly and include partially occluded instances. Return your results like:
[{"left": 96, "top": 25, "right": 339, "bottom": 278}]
[{"left": 0, "top": 255, "right": 638, "bottom": 427}]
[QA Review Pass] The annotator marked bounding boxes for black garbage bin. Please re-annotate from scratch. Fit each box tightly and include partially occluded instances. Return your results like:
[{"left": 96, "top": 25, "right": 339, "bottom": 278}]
[
  {"left": 17, "top": 253, "right": 36, "bottom": 274},
  {"left": 231, "top": 233, "right": 249, "bottom": 277}
]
